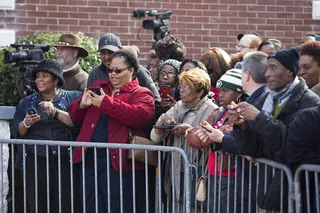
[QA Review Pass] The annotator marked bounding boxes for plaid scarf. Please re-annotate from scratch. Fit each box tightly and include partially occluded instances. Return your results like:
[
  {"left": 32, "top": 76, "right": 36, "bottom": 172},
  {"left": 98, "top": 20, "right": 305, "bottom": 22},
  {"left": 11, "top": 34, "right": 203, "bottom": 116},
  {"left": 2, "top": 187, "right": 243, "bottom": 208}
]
[{"left": 262, "top": 77, "right": 299, "bottom": 115}]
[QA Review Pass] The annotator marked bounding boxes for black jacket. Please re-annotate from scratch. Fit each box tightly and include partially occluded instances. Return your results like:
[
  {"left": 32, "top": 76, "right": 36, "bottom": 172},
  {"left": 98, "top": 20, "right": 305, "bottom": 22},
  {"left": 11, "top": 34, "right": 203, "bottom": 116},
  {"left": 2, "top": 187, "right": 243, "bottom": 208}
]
[
  {"left": 287, "top": 105, "right": 320, "bottom": 170},
  {"left": 87, "top": 63, "right": 160, "bottom": 103},
  {"left": 287, "top": 105, "right": 320, "bottom": 213},
  {"left": 234, "top": 79, "right": 320, "bottom": 211}
]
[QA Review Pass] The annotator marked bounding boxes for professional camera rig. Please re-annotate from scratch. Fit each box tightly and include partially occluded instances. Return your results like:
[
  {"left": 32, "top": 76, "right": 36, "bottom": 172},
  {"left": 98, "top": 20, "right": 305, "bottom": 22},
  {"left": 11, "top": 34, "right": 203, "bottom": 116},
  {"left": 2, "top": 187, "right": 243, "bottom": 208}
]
[
  {"left": 4, "top": 43, "right": 50, "bottom": 96},
  {"left": 132, "top": 9, "right": 172, "bottom": 42}
]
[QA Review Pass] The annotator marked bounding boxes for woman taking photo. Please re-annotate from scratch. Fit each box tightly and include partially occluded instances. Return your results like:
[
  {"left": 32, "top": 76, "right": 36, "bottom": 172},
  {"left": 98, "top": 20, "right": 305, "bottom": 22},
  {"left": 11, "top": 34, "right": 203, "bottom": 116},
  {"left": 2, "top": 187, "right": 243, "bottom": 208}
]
[
  {"left": 69, "top": 49, "right": 155, "bottom": 213},
  {"left": 151, "top": 68, "right": 218, "bottom": 210},
  {"left": 11, "top": 59, "right": 81, "bottom": 213},
  {"left": 158, "top": 59, "right": 181, "bottom": 112}
]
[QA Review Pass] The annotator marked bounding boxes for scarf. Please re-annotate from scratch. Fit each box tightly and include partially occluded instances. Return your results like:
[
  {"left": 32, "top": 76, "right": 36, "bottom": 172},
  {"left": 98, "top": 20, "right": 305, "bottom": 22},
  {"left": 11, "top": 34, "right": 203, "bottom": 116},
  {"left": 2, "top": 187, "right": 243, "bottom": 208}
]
[{"left": 262, "top": 77, "right": 300, "bottom": 115}]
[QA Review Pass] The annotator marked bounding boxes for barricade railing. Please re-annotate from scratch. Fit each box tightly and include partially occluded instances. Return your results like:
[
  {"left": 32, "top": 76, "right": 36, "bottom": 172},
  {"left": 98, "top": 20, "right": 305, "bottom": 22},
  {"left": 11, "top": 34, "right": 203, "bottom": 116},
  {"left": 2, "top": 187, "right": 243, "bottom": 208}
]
[
  {"left": 294, "top": 164, "right": 320, "bottom": 213},
  {"left": 161, "top": 132, "right": 296, "bottom": 213},
  {"left": 0, "top": 138, "right": 191, "bottom": 213},
  {"left": 253, "top": 157, "right": 294, "bottom": 213},
  {"left": 2, "top": 136, "right": 318, "bottom": 213}
]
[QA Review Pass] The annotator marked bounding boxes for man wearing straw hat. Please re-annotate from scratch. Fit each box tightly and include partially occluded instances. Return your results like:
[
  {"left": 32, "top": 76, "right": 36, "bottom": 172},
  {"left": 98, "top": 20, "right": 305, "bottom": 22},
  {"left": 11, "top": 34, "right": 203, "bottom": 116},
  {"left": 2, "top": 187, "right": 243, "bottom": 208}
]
[{"left": 53, "top": 33, "right": 89, "bottom": 91}]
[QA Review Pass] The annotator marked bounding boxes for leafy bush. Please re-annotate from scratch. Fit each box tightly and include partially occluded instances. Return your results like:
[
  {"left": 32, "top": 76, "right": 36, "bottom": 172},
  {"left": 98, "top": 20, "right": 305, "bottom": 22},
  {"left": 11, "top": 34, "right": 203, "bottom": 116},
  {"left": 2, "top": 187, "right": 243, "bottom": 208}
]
[{"left": 0, "top": 32, "right": 100, "bottom": 106}]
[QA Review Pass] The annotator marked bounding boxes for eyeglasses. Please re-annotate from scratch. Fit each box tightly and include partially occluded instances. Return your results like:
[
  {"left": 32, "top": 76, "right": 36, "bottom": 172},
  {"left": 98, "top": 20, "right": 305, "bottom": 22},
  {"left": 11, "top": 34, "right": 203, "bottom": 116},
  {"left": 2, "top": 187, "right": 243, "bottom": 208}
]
[
  {"left": 160, "top": 71, "right": 176, "bottom": 78},
  {"left": 177, "top": 84, "right": 192, "bottom": 91},
  {"left": 236, "top": 44, "right": 251, "bottom": 49},
  {"left": 108, "top": 67, "right": 130, "bottom": 74}
]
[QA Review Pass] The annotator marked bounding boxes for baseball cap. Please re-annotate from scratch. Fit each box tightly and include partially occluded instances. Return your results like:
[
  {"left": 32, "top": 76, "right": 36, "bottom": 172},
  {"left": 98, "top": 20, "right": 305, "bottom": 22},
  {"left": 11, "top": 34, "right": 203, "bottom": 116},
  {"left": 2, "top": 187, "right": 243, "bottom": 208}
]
[{"left": 98, "top": 33, "right": 121, "bottom": 52}]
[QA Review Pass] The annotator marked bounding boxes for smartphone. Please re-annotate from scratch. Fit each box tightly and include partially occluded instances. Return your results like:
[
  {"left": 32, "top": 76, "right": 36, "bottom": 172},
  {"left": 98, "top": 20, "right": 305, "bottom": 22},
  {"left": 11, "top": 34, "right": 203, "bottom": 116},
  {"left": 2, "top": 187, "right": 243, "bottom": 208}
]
[
  {"left": 88, "top": 87, "right": 101, "bottom": 95},
  {"left": 159, "top": 85, "right": 173, "bottom": 99},
  {"left": 153, "top": 125, "right": 176, "bottom": 129},
  {"left": 316, "top": 36, "right": 320, "bottom": 42},
  {"left": 27, "top": 107, "right": 37, "bottom": 115}
]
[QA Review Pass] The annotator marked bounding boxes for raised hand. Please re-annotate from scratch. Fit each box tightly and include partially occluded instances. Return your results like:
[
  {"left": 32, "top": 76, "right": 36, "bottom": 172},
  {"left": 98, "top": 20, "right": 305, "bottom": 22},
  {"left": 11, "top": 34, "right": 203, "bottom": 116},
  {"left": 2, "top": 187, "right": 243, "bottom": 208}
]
[
  {"left": 79, "top": 88, "right": 93, "bottom": 109},
  {"left": 89, "top": 88, "right": 106, "bottom": 108}
]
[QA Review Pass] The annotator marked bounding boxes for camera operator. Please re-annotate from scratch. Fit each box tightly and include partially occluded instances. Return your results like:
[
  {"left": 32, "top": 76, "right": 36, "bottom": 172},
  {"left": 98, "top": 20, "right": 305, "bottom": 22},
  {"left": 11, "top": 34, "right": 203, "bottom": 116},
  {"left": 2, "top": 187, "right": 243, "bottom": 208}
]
[{"left": 53, "top": 34, "right": 89, "bottom": 91}]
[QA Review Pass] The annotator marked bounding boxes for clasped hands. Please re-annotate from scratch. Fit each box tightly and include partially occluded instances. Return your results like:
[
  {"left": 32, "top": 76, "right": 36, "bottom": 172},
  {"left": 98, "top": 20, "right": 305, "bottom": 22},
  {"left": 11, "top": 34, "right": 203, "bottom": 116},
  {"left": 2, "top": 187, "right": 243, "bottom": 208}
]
[{"left": 79, "top": 88, "right": 105, "bottom": 109}]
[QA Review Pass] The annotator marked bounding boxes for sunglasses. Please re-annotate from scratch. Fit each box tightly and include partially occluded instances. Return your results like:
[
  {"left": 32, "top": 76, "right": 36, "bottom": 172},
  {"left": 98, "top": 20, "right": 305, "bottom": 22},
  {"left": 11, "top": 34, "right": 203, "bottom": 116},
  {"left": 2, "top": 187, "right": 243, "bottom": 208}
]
[{"left": 108, "top": 67, "right": 130, "bottom": 74}]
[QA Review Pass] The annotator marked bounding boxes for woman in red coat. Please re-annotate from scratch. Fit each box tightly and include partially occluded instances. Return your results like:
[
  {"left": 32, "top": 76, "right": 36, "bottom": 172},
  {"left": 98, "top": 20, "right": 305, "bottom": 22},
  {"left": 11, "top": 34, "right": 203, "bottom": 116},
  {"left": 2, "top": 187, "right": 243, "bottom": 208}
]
[{"left": 69, "top": 49, "right": 155, "bottom": 213}]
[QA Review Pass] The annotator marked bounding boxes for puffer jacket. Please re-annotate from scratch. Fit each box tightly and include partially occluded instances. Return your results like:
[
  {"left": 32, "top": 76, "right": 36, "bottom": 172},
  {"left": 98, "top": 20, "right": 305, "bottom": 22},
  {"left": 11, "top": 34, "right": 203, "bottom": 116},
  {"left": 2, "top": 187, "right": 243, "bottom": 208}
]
[{"left": 69, "top": 78, "right": 155, "bottom": 173}]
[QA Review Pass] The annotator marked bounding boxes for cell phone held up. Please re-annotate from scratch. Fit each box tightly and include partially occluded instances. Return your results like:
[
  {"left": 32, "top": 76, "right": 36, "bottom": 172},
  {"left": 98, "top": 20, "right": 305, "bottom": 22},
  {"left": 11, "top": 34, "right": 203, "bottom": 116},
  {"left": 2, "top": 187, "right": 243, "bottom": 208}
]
[
  {"left": 159, "top": 85, "right": 173, "bottom": 99},
  {"left": 27, "top": 107, "right": 37, "bottom": 115},
  {"left": 88, "top": 87, "right": 101, "bottom": 96}
]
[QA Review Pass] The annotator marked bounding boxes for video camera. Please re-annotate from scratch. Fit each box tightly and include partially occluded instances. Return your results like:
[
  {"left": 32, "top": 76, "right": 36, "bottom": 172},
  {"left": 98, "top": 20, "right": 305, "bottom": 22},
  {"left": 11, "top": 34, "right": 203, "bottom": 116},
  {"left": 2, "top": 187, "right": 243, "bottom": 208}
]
[
  {"left": 4, "top": 43, "right": 50, "bottom": 96},
  {"left": 132, "top": 9, "right": 172, "bottom": 42}
]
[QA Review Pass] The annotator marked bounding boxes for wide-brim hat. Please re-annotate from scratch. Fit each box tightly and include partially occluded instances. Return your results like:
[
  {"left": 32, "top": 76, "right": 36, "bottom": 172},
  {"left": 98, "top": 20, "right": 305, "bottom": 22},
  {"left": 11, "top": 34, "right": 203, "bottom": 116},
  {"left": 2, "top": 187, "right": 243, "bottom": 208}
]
[
  {"left": 32, "top": 59, "right": 65, "bottom": 87},
  {"left": 52, "top": 34, "right": 89, "bottom": 57}
]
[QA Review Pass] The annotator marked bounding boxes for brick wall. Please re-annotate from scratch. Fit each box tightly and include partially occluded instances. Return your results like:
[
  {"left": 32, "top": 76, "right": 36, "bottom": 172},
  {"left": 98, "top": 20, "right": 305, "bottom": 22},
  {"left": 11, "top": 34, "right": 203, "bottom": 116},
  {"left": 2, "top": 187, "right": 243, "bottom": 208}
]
[{"left": 1, "top": 0, "right": 320, "bottom": 65}]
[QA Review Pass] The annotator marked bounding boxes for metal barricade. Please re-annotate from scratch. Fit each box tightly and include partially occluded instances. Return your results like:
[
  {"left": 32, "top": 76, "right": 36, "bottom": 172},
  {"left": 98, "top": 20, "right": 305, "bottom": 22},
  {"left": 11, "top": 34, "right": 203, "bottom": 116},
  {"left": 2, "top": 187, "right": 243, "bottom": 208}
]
[
  {"left": 163, "top": 133, "right": 294, "bottom": 213},
  {"left": 294, "top": 164, "right": 320, "bottom": 213},
  {"left": 249, "top": 157, "right": 294, "bottom": 213},
  {"left": 1, "top": 138, "right": 191, "bottom": 213},
  {"left": 208, "top": 154, "right": 294, "bottom": 213}
]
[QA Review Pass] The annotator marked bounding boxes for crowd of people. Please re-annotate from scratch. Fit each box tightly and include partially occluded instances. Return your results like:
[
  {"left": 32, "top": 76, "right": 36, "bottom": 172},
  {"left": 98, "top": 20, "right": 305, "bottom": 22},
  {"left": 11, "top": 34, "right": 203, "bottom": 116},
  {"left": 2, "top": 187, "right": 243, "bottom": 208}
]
[{"left": 9, "top": 31, "right": 320, "bottom": 213}]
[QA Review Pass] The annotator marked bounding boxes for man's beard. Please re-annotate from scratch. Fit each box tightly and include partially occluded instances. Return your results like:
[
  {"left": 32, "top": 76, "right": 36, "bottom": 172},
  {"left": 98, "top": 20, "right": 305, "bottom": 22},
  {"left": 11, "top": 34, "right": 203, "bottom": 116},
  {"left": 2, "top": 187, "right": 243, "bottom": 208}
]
[
  {"left": 56, "top": 55, "right": 74, "bottom": 68},
  {"left": 56, "top": 57, "right": 65, "bottom": 66}
]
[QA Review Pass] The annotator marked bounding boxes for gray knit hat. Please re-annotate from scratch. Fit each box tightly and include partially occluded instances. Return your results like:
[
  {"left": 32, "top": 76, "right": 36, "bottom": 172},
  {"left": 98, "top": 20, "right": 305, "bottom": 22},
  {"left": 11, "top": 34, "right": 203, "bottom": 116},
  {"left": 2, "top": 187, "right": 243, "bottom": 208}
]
[
  {"left": 216, "top": 68, "right": 245, "bottom": 94},
  {"left": 158, "top": 59, "right": 182, "bottom": 73}
]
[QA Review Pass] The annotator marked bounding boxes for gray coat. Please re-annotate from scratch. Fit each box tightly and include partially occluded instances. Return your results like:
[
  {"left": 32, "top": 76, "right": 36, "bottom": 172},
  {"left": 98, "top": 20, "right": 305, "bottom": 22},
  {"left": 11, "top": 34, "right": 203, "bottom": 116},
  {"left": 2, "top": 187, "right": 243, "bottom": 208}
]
[{"left": 151, "top": 97, "right": 218, "bottom": 202}]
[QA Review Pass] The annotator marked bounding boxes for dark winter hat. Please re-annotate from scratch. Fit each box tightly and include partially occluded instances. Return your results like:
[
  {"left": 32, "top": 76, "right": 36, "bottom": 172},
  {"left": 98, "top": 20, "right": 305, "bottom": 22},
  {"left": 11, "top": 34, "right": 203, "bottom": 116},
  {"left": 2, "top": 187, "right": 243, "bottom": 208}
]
[
  {"left": 216, "top": 68, "right": 246, "bottom": 95},
  {"left": 98, "top": 33, "right": 121, "bottom": 52},
  {"left": 53, "top": 34, "right": 88, "bottom": 58},
  {"left": 268, "top": 46, "right": 300, "bottom": 75},
  {"left": 32, "top": 59, "right": 65, "bottom": 87}
]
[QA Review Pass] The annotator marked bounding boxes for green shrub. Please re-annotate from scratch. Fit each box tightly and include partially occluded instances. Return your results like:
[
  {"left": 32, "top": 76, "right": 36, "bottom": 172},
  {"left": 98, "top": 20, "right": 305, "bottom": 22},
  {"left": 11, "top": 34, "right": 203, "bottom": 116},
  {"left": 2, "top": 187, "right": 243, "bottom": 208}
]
[{"left": 0, "top": 32, "right": 100, "bottom": 106}]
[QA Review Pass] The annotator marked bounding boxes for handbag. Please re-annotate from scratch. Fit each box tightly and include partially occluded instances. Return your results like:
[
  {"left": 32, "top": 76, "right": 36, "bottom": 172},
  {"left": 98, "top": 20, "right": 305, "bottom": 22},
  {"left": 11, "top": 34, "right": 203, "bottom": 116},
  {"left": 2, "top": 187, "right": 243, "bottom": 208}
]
[
  {"left": 178, "top": 152, "right": 209, "bottom": 209},
  {"left": 196, "top": 165, "right": 208, "bottom": 202},
  {"left": 127, "top": 128, "right": 158, "bottom": 166}
]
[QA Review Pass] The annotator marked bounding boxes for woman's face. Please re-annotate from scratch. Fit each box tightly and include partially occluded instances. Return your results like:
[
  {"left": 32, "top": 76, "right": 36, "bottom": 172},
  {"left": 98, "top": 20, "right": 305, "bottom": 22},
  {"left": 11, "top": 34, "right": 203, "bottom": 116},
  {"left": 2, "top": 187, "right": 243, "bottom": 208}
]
[
  {"left": 218, "top": 86, "right": 241, "bottom": 108},
  {"left": 179, "top": 84, "right": 201, "bottom": 107},
  {"left": 109, "top": 57, "right": 133, "bottom": 90},
  {"left": 35, "top": 72, "right": 57, "bottom": 93},
  {"left": 159, "top": 64, "right": 178, "bottom": 87},
  {"left": 148, "top": 58, "right": 160, "bottom": 82},
  {"left": 180, "top": 62, "right": 196, "bottom": 73},
  {"left": 298, "top": 55, "right": 320, "bottom": 89}
]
